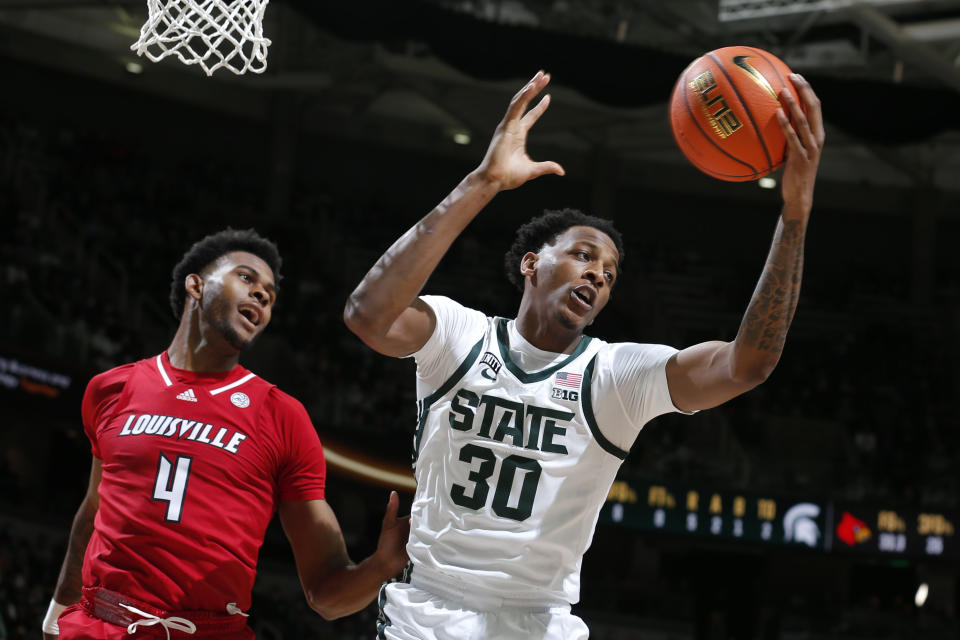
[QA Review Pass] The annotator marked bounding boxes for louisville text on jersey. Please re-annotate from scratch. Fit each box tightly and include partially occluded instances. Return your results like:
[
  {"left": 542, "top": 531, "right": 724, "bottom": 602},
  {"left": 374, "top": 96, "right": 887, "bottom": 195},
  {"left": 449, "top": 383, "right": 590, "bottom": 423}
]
[
  {"left": 118, "top": 412, "right": 248, "bottom": 454},
  {"left": 448, "top": 389, "right": 573, "bottom": 453}
]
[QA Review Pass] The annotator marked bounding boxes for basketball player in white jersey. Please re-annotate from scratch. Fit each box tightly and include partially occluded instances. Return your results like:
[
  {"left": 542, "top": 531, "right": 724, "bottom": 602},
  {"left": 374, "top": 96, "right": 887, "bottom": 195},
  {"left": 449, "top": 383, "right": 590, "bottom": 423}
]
[{"left": 344, "top": 70, "right": 824, "bottom": 638}]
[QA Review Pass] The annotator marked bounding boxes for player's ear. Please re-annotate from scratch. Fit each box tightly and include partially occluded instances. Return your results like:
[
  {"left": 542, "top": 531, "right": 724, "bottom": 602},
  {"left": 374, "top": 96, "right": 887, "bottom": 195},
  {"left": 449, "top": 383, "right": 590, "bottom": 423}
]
[
  {"left": 185, "top": 274, "right": 203, "bottom": 303},
  {"left": 520, "top": 252, "right": 538, "bottom": 278}
]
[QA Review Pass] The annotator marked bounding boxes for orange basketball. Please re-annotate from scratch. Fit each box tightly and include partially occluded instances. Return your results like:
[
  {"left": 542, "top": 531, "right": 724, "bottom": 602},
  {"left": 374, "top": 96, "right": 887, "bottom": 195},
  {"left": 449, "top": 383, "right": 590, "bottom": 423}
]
[{"left": 670, "top": 46, "right": 795, "bottom": 182}]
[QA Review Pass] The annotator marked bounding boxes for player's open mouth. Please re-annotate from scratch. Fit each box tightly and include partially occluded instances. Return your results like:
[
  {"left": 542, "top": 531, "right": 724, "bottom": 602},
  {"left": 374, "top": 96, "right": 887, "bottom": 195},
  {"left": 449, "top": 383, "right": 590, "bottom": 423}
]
[
  {"left": 238, "top": 305, "right": 261, "bottom": 329},
  {"left": 570, "top": 286, "right": 595, "bottom": 310}
]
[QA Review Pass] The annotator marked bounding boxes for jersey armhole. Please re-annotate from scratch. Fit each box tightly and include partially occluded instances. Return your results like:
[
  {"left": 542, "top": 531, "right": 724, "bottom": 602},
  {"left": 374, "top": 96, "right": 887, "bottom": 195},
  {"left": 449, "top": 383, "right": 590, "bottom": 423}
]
[
  {"left": 88, "top": 367, "right": 135, "bottom": 443},
  {"left": 581, "top": 355, "right": 629, "bottom": 460},
  {"left": 412, "top": 336, "right": 485, "bottom": 467}
]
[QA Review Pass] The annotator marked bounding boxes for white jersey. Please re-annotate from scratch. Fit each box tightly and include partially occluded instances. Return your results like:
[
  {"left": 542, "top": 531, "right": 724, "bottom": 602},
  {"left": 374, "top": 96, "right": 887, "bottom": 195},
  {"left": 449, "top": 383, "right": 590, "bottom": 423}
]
[{"left": 406, "top": 296, "right": 682, "bottom": 607}]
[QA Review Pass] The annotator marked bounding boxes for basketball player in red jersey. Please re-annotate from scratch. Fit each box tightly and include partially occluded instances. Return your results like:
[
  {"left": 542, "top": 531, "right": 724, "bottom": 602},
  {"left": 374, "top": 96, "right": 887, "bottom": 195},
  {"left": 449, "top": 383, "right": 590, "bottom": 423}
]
[{"left": 43, "top": 229, "right": 410, "bottom": 639}]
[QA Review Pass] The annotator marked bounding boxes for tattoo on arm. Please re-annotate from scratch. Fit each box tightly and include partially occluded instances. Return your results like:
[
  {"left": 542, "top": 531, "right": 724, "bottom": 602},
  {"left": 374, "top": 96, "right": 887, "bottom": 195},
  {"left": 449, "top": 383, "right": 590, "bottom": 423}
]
[{"left": 738, "top": 218, "right": 805, "bottom": 354}]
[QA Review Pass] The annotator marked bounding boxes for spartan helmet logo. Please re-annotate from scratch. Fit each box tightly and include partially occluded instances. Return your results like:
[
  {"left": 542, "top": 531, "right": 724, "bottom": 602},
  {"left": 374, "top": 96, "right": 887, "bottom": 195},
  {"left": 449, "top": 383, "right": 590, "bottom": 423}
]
[{"left": 783, "top": 503, "right": 821, "bottom": 547}]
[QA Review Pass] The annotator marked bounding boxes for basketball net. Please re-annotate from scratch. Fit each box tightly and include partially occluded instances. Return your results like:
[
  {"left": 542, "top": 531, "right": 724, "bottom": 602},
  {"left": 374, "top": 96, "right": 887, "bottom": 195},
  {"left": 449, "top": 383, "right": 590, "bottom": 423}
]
[{"left": 131, "top": 0, "right": 271, "bottom": 76}]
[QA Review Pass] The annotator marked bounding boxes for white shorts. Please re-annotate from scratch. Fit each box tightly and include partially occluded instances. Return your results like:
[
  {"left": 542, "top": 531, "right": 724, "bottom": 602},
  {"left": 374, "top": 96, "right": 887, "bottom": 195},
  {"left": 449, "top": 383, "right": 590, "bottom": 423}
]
[{"left": 377, "top": 574, "right": 589, "bottom": 640}]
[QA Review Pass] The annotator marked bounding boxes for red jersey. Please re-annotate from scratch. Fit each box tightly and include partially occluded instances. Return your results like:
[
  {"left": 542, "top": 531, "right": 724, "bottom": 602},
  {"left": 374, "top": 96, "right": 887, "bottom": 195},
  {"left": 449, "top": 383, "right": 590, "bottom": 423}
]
[{"left": 81, "top": 351, "right": 326, "bottom": 613}]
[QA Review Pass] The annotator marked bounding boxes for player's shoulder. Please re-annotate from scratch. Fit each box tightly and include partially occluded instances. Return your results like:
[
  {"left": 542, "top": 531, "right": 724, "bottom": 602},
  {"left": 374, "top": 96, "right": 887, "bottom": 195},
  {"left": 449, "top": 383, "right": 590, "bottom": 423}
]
[
  {"left": 585, "top": 333, "right": 610, "bottom": 349},
  {"left": 419, "top": 294, "right": 491, "bottom": 354},
  {"left": 262, "top": 385, "right": 310, "bottom": 420},
  {"left": 590, "top": 339, "right": 678, "bottom": 374},
  {"left": 260, "top": 386, "right": 320, "bottom": 445},
  {"left": 85, "top": 360, "right": 138, "bottom": 395},
  {"left": 595, "top": 337, "right": 674, "bottom": 354},
  {"left": 82, "top": 360, "right": 140, "bottom": 422},
  {"left": 421, "top": 294, "right": 490, "bottom": 321}
]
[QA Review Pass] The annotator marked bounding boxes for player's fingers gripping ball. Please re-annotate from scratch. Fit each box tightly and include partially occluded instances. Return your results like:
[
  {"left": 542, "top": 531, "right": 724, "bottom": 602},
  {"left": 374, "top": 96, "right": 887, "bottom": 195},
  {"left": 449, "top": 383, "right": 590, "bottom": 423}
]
[{"left": 670, "top": 46, "right": 799, "bottom": 182}]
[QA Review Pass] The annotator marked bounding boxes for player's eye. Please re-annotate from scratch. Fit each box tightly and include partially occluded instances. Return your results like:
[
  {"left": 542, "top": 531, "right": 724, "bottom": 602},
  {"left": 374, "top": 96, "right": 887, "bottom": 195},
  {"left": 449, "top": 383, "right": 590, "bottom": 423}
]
[{"left": 239, "top": 273, "right": 252, "bottom": 282}]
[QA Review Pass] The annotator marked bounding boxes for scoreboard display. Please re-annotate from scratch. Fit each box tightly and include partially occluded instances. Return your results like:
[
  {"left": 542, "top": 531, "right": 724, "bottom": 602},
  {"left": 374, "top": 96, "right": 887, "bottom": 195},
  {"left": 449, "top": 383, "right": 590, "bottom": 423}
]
[
  {"left": 829, "top": 503, "right": 955, "bottom": 558},
  {"left": 601, "top": 481, "right": 956, "bottom": 559}
]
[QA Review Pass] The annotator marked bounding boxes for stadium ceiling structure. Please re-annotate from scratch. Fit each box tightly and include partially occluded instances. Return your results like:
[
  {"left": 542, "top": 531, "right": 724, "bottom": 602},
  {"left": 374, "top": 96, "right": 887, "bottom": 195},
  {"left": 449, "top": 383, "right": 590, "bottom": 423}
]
[{"left": 1, "top": 0, "right": 959, "bottom": 209}]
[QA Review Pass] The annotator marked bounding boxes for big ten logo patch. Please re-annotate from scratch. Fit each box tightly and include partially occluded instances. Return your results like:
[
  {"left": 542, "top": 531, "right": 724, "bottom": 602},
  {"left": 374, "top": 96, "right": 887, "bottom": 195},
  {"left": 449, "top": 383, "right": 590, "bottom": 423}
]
[{"left": 552, "top": 388, "right": 579, "bottom": 402}]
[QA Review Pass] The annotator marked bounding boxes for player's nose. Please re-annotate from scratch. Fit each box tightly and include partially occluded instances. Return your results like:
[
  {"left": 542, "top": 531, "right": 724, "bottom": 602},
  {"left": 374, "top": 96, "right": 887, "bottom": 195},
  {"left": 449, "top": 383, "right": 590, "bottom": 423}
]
[
  {"left": 583, "top": 265, "right": 603, "bottom": 288},
  {"left": 251, "top": 286, "right": 269, "bottom": 306}
]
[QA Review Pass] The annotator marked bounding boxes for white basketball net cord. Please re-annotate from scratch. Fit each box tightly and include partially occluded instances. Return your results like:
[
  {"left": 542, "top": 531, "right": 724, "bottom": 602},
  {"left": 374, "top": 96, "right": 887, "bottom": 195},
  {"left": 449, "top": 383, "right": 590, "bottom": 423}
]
[{"left": 131, "top": 0, "right": 271, "bottom": 76}]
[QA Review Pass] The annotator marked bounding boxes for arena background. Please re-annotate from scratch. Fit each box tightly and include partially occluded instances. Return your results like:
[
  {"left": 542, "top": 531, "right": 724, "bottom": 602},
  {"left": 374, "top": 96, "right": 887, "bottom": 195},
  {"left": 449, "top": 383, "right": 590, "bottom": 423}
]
[{"left": 2, "top": 1, "right": 959, "bottom": 638}]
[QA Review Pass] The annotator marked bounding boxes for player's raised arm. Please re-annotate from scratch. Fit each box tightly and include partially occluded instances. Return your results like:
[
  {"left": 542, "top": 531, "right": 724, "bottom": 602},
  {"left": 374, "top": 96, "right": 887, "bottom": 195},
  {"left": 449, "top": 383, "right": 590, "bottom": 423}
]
[
  {"left": 343, "top": 70, "right": 565, "bottom": 358},
  {"left": 665, "top": 73, "right": 825, "bottom": 412}
]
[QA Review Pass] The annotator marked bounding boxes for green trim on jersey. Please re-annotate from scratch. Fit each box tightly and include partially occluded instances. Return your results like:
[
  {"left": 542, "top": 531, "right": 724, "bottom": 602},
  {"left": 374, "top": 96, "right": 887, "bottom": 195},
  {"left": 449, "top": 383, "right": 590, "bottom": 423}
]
[
  {"left": 412, "top": 336, "right": 485, "bottom": 466},
  {"left": 376, "top": 582, "right": 391, "bottom": 639},
  {"left": 581, "top": 355, "right": 629, "bottom": 460},
  {"left": 495, "top": 318, "right": 593, "bottom": 383}
]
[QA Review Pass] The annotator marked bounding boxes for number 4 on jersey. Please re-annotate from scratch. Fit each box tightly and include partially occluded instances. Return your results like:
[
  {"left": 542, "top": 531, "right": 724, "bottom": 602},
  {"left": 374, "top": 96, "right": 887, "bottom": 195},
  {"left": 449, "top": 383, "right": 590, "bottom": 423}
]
[{"left": 153, "top": 454, "right": 192, "bottom": 522}]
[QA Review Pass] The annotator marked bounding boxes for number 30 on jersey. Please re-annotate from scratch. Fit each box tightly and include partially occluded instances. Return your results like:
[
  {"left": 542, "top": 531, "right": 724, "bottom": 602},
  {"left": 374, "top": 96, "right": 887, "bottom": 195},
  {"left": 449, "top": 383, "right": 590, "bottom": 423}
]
[{"left": 450, "top": 444, "right": 542, "bottom": 521}]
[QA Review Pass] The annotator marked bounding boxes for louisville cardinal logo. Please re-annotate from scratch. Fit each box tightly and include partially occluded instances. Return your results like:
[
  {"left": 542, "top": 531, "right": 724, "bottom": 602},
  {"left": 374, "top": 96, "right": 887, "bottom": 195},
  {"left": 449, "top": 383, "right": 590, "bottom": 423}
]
[{"left": 836, "top": 511, "right": 872, "bottom": 546}]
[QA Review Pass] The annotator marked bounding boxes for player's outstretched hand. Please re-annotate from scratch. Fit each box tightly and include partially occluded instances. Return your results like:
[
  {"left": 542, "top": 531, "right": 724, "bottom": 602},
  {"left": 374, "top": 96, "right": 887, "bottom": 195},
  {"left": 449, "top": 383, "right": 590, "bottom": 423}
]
[
  {"left": 777, "top": 73, "right": 825, "bottom": 218},
  {"left": 375, "top": 491, "right": 410, "bottom": 577},
  {"left": 475, "top": 70, "right": 566, "bottom": 191}
]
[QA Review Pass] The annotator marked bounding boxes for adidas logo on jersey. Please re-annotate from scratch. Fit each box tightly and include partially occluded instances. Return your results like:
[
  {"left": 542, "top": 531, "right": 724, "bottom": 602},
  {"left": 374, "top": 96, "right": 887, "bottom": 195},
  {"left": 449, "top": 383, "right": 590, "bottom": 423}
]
[{"left": 176, "top": 388, "right": 198, "bottom": 402}]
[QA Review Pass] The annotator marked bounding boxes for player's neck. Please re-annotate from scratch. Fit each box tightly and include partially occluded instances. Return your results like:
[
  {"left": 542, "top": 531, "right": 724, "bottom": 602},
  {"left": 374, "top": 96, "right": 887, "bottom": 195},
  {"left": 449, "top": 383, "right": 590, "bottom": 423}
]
[
  {"left": 515, "top": 305, "right": 584, "bottom": 355},
  {"left": 167, "top": 317, "right": 241, "bottom": 373}
]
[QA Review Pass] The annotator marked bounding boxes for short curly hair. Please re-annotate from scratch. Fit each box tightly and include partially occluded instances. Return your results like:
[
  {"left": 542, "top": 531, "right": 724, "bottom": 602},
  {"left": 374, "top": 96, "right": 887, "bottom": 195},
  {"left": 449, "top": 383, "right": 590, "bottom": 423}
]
[
  {"left": 503, "top": 209, "right": 625, "bottom": 291},
  {"left": 169, "top": 228, "right": 282, "bottom": 318}
]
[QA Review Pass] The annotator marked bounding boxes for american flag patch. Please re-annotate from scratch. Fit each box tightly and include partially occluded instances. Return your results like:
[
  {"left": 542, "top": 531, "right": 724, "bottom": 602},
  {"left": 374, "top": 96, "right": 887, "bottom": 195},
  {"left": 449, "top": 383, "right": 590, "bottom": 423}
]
[{"left": 555, "top": 371, "right": 582, "bottom": 388}]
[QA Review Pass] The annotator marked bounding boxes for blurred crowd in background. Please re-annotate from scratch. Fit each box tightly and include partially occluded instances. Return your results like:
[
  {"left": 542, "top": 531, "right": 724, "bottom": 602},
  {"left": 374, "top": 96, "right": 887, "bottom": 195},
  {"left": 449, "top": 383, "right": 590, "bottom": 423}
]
[{"left": 2, "top": 79, "right": 958, "bottom": 639}]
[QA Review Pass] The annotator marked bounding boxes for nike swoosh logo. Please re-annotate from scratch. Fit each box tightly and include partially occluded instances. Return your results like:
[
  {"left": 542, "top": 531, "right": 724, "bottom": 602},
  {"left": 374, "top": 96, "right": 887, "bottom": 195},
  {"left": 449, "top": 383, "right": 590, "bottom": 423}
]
[
  {"left": 480, "top": 368, "right": 497, "bottom": 381},
  {"left": 732, "top": 55, "right": 779, "bottom": 101}
]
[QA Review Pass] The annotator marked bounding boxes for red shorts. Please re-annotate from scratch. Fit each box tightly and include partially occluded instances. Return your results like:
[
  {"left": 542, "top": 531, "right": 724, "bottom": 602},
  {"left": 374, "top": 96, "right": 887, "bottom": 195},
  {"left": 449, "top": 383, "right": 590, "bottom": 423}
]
[{"left": 57, "top": 588, "right": 254, "bottom": 640}]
